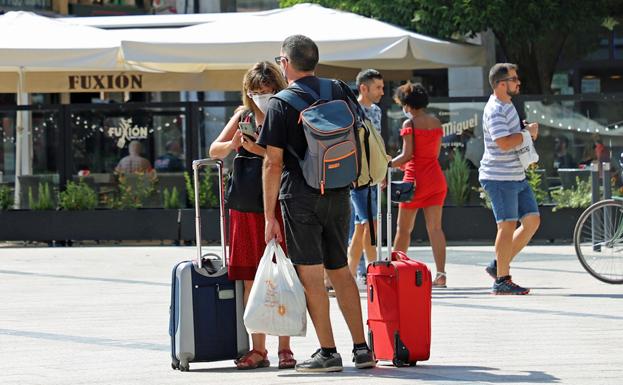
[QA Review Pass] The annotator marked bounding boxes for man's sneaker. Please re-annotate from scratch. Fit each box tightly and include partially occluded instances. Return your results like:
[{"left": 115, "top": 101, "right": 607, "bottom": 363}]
[
  {"left": 295, "top": 349, "right": 343, "bottom": 372},
  {"left": 352, "top": 347, "right": 377, "bottom": 369},
  {"left": 485, "top": 260, "right": 497, "bottom": 279},
  {"left": 492, "top": 277, "right": 530, "bottom": 295}
]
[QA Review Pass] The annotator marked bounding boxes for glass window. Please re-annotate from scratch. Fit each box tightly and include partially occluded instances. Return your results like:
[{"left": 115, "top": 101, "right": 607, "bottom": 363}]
[
  {"left": 523, "top": 98, "right": 623, "bottom": 188},
  {"left": 70, "top": 105, "right": 189, "bottom": 208},
  {"left": 0, "top": 107, "right": 61, "bottom": 209},
  {"left": 614, "top": 25, "right": 623, "bottom": 60},
  {"left": 0, "top": 110, "right": 16, "bottom": 184},
  {"left": 198, "top": 104, "right": 238, "bottom": 163},
  {"left": 386, "top": 101, "right": 487, "bottom": 171}
]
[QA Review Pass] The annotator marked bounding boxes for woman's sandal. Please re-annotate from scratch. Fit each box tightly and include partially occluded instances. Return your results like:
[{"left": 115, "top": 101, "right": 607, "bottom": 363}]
[
  {"left": 235, "top": 349, "right": 270, "bottom": 370},
  {"left": 433, "top": 272, "right": 447, "bottom": 288},
  {"left": 278, "top": 349, "right": 296, "bottom": 369}
]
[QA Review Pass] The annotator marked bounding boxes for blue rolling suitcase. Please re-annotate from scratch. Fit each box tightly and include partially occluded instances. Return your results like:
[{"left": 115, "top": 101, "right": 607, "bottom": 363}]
[{"left": 170, "top": 158, "right": 249, "bottom": 371}]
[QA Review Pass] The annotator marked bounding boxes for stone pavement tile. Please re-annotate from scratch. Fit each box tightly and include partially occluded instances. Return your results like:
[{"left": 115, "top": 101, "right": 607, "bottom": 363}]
[{"left": 1, "top": 245, "right": 622, "bottom": 385}]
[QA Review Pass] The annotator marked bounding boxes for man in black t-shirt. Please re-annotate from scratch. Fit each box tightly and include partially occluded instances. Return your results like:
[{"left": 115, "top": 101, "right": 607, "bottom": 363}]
[{"left": 257, "top": 35, "right": 376, "bottom": 372}]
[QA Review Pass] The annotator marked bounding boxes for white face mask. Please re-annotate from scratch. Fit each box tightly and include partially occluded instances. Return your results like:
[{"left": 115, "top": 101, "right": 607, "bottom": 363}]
[
  {"left": 252, "top": 93, "right": 274, "bottom": 114},
  {"left": 403, "top": 107, "right": 413, "bottom": 120}
]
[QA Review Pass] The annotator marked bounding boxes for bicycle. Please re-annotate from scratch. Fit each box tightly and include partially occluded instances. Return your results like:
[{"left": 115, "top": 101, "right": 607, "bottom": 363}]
[{"left": 573, "top": 196, "right": 623, "bottom": 284}]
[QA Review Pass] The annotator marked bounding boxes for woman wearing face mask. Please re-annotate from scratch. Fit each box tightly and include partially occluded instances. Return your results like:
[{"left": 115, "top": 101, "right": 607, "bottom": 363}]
[
  {"left": 388, "top": 82, "right": 448, "bottom": 288},
  {"left": 209, "top": 61, "right": 295, "bottom": 370}
]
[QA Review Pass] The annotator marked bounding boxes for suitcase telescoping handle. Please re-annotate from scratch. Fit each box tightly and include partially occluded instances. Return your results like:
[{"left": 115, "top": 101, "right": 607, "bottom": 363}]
[
  {"left": 192, "top": 158, "right": 227, "bottom": 269},
  {"left": 375, "top": 167, "right": 392, "bottom": 262}
]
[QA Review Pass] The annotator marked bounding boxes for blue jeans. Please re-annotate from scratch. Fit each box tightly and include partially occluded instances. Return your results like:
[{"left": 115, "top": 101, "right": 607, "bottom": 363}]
[
  {"left": 480, "top": 179, "right": 540, "bottom": 223},
  {"left": 350, "top": 186, "right": 378, "bottom": 224},
  {"left": 349, "top": 186, "right": 378, "bottom": 276}
]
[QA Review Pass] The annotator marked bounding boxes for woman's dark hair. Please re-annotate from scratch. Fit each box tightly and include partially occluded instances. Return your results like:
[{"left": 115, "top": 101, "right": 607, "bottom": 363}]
[{"left": 393, "top": 82, "right": 428, "bottom": 109}]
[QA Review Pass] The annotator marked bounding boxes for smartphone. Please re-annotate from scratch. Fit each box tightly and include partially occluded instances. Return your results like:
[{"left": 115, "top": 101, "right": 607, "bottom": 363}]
[{"left": 238, "top": 122, "right": 258, "bottom": 140}]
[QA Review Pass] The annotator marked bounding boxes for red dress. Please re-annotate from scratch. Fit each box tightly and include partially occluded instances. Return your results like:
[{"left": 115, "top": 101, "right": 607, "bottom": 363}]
[
  {"left": 228, "top": 207, "right": 287, "bottom": 280},
  {"left": 399, "top": 126, "right": 447, "bottom": 209}
]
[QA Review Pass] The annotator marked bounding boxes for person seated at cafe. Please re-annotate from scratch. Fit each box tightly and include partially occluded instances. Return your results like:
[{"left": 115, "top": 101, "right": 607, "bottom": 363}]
[
  {"left": 115, "top": 140, "right": 152, "bottom": 174},
  {"left": 154, "top": 140, "right": 184, "bottom": 172},
  {"left": 553, "top": 136, "right": 576, "bottom": 171}
]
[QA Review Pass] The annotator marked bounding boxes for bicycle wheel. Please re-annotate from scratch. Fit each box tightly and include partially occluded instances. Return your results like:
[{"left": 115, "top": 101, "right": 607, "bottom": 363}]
[{"left": 574, "top": 199, "right": 623, "bottom": 284}]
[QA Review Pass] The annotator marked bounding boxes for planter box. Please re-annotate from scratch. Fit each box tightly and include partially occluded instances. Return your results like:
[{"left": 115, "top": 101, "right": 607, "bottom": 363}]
[
  {"left": 0, "top": 206, "right": 584, "bottom": 244},
  {"left": 534, "top": 206, "right": 583, "bottom": 242},
  {"left": 179, "top": 208, "right": 221, "bottom": 243},
  {"left": 0, "top": 209, "right": 181, "bottom": 241},
  {"left": 380, "top": 205, "right": 584, "bottom": 244}
]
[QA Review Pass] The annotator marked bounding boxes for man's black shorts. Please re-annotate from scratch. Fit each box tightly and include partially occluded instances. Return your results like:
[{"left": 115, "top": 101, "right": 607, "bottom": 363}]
[{"left": 280, "top": 181, "right": 350, "bottom": 270}]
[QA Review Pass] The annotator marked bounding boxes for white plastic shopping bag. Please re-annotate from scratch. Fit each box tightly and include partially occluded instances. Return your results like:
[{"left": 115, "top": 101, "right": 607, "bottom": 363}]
[
  {"left": 243, "top": 240, "right": 307, "bottom": 336},
  {"left": 515, "top": 130, "right": 539, "bottom": 169}
]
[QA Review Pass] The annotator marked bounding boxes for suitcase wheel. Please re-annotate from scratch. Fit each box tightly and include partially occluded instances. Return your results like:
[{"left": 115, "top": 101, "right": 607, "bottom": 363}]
[
  {"left": 392, "top": 358, "right": 407, "bottom": 367},
  {"left": 179, "top": 361, "right": 190, "bottom": 372},
  {"left": 171, "top": 362, "right": 177, "bottom": 370}
]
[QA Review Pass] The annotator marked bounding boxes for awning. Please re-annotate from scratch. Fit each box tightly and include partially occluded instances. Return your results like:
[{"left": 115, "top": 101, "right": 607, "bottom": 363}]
[{"left": 117, "top": 4, "right": 485, "bottom": 73}]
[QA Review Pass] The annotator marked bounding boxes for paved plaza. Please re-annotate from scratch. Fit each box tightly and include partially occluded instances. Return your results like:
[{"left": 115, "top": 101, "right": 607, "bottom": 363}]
[{"left": 1, "top": 244, "right": 622, "bottom": 385}]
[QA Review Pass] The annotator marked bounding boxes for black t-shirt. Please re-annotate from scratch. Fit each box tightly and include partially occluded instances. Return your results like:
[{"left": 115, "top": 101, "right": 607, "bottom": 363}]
[{"left": 257, "top": 76, "right": 351, "bottom": 198}]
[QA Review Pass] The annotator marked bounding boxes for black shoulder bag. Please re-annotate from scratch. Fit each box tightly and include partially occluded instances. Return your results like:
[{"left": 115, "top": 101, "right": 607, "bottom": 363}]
[
  {"left": 391, "top": 122, "right": 416, "bottom": 203},
  {"left": 224, "top": 112, "right": 264, "bottom": 213}
]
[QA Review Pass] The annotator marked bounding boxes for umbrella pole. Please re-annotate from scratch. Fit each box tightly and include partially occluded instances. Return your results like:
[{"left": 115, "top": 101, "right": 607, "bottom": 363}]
[{"left": 15, "top": 67, "right": 32, "bottom": 209}]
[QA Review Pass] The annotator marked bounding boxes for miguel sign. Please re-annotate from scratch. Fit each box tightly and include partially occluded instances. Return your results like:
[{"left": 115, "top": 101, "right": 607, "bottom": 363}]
[{"left": 68, "top": 74, "right": 143, "bottom": 91}]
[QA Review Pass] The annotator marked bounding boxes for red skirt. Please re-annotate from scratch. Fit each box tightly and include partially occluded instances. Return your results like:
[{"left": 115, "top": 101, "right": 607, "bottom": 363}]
[{"left": 228, "top": 207, "right": 286, "bottom": 280}]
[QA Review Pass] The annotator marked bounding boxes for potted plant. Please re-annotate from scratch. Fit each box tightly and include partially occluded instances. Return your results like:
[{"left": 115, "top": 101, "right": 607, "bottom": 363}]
[
  {"left": 0, "top": 185, "right": 13, "bottom": 210},
  {"left": 29, "top": 182, "right": 55, "bottom": 210},
  {"left": 59, "top": 179, "right": 98, "bottom": 211},
  {"left": 163, "top": 187, "right": 183, "bottom": 209},
  {"left": 445, "top": 148, "right": 470, "bottom": 207}
]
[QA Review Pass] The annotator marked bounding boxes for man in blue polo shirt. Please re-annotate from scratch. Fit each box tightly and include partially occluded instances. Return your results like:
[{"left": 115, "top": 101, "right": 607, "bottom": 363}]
[{"left": 479, "top": 63, "right": 540, "bottom": 295}]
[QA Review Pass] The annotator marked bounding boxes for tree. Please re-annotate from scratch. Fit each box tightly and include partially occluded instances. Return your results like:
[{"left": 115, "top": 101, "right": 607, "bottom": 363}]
[{"left": 281, "top": 0, "right": 614, "bottom": 94}]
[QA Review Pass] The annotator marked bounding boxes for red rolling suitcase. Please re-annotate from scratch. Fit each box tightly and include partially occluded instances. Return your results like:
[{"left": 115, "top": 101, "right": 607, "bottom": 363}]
[{"left": 366, "top": 169, "right": 432, "bottom": 367}]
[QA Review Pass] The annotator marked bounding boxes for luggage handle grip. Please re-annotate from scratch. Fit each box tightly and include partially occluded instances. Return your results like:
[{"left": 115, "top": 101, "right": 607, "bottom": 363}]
[{"left": 193, "top": 158, "right": 226, "bottom": 269}]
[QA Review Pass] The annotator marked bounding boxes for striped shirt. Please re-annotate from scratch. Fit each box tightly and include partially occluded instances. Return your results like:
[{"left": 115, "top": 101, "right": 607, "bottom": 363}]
[{"left": 478, "top": 95, "right": 525, "bottom": 181}]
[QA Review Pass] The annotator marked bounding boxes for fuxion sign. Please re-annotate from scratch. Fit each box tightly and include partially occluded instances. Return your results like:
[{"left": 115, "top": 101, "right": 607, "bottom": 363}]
[{"left": 68, "top": 74, "right": 143, "bottom": 91}]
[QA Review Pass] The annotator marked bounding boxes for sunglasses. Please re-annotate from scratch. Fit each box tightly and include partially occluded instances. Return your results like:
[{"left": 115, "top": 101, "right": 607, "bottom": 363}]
[
  {"left": 274, "top": 56, "right": 288, "bottom": 65},
  {"left": 498, "top": 76, "right": 520, "bottom": 83}
]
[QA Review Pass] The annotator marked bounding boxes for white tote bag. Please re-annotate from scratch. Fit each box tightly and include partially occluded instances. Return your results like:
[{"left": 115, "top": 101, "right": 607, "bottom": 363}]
[
  {"left": 516, "top": 130, "right": 539, "bottom": 170},
  {"left": 243, "top": 240, "right": 307, "bottom": 337}
]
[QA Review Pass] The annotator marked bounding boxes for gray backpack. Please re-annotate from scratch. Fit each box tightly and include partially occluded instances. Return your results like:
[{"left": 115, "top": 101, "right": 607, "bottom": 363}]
[{"left": 274, "top": 79, "right": 359, "bottom": 194}]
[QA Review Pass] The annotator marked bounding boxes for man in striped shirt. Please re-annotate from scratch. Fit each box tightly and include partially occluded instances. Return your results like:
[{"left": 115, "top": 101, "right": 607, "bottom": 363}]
[{"left": 479, "top": 63, "right": 540, "bottom": 295}]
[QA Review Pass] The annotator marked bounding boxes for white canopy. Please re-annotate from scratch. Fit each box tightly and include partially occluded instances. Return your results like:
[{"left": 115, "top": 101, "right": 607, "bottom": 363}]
[
  {"left": 118, "top": 3, "right": 485, "bottom": 72},
  {"left": 0, "top": 11, "right": 124, "bottom": 72}
]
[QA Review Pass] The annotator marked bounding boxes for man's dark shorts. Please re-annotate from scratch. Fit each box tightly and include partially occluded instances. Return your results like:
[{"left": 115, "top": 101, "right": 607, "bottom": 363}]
[{"left": 279, "top": 176, "right": 350, "bottom": 270}]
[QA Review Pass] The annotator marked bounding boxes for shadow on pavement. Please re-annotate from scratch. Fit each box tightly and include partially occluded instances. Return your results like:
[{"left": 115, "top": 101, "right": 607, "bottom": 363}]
[
  {"left": 274, "top": 364, "right": 560, "bottom": 383},
  {"left": 566, "top": 293, "right": 623, "bottom": 299}
]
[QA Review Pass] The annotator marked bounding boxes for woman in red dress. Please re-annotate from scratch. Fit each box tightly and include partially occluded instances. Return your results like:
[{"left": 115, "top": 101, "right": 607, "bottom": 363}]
[
  {"left": 209, "top": 61, "right": 295, "bottom": 370},
  {"left": 389, "top": 82, "right": 448, "bottom": 287}
]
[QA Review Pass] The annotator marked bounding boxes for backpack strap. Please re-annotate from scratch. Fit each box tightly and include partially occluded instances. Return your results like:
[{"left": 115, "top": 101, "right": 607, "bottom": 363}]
[{"left": 273, "top": 88, "right": 310, "bottom": 112}]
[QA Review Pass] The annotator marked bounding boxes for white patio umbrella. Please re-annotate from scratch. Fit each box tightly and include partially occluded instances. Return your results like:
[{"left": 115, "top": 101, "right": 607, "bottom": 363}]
[
  {"left": 119, "top": 3, "right": 485, "bottom": 73},
  {"left": 0, "top": 11, "right": 123, "bottom": 71},
  {"left": 0, "top": 11, "right": 125, "bottom": 207}
]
